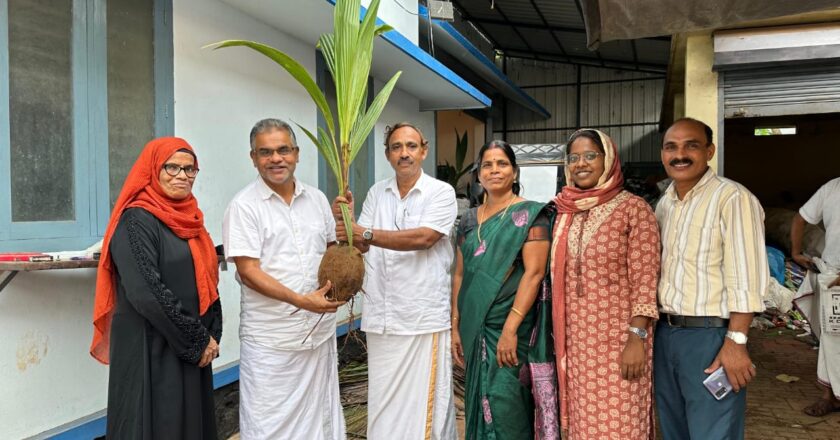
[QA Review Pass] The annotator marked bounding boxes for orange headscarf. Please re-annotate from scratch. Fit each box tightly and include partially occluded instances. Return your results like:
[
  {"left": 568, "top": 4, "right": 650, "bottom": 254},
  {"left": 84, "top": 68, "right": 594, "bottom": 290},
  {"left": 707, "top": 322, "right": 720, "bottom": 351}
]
[
  {"left": 90, "top": 137, "right": 219, "bottom": 364},
  {"left": 550, "top": 129, "right": 625, "bottom": 428}
]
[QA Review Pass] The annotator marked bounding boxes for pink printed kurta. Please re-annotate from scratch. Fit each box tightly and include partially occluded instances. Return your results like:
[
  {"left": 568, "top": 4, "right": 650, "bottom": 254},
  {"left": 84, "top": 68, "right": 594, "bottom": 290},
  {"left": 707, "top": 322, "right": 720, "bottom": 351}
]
[{"left": 560, "top": 191, "right": 660, "bottom": 439}]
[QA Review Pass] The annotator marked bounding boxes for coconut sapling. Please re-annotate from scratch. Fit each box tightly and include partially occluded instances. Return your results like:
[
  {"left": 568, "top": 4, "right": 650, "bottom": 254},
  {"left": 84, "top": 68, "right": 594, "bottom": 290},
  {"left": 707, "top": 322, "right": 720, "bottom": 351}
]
[{"left": 210, "top": 0, "right": 400, "bottom": 303}]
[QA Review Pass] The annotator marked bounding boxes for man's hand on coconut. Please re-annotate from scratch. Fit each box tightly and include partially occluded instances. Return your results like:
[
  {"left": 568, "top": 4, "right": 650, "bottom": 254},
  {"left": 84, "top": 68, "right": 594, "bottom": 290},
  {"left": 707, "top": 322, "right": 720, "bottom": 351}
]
[
  {"left": 336, "top": 220, "right": 362, "bottom": 242},
  {"left": 336, "top": 221, "right": 371, "bottom": 253},
  {"left": 295, "top": 280, "right": 345, "bottom": 313},
  {"left": 331, "top": 192, "right": 354, "bottom": 220}
]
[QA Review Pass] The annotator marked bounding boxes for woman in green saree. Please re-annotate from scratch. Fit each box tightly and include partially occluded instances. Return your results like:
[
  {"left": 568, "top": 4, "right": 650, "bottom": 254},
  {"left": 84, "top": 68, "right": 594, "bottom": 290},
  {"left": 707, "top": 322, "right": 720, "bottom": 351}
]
[{"left": 452, "top": 140, "right": 560, "bottom": 439}]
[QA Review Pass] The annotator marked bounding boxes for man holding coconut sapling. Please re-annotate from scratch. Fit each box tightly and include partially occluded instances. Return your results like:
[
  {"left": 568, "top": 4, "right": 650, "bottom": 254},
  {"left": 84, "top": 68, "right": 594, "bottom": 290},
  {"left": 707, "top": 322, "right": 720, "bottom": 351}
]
[
  {"left": 333, "top": 122, "right": 458, "bottom": 439},
  {"left": 223, "top": 118, "right": 346, "bottom": 439}
]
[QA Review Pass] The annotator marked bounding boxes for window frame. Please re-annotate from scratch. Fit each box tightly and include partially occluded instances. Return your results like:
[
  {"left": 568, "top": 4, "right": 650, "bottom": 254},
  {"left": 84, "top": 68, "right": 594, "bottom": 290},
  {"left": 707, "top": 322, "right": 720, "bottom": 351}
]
[{"left": 0, "top": 0, "right": 173, "bottom": 252}]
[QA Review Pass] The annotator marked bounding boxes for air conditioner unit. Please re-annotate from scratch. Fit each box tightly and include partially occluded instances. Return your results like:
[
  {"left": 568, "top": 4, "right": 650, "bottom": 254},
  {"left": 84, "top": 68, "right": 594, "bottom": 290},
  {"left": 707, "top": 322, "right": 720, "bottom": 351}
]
[{"left": 428, "top": 0, "right": 454, "bottom": 21}]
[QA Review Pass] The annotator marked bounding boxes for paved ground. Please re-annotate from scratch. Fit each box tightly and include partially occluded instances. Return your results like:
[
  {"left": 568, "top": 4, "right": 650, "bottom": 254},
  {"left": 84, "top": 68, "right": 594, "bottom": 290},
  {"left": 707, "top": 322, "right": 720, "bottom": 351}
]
[
  {"left": 741, "top": 327, "right": 840, "bottom": 440},
  {"left": 226, "top": 327, "right": 840, "bottom": 439}
]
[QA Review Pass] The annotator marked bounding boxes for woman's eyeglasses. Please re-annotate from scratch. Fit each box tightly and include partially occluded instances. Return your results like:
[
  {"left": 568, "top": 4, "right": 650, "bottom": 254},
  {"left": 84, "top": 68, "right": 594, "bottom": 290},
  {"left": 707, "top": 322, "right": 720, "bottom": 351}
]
[
  {"left": 161, "top": 163, "right": 199, "bottom": 178},
  {"left": 567, "top": 151, "right": 602, "bottom": 164}
]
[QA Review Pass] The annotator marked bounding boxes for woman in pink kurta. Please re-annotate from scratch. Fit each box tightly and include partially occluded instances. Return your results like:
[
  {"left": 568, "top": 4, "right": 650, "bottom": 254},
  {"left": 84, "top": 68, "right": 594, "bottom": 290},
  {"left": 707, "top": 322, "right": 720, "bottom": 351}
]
[{"left": 551, "top": 129, "right": 660, "bottom": 439}]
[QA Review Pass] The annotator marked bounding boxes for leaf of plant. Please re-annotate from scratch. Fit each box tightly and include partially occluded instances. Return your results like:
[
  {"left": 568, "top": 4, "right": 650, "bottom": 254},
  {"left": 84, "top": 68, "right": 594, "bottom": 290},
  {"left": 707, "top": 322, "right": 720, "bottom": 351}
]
[
  {"left": 349, "top": 71, "right": 402, "bottom": 164},
  {"left": 334, "top": 0, "right": 361, "bottom": 139},
  {"left": 297, "top": 123, "right": 341, "bottom": 183},
  {"left": 455, "top": 128, "right": 468, "bottom": 171},
  {"left": 209, "top": 40, "right": 336, "bottom": 140},
  {"left": 374, "top": 24, "right": 393, "bottom": 37},
  {"left": 318, "top": 34, "right": 344, "bottom": 125},
  {"left": 339, "top": 202, "right": 355, "bottom": 247},
  {"left": 341, "top": 0, "right": 382, "bottom": 148}
]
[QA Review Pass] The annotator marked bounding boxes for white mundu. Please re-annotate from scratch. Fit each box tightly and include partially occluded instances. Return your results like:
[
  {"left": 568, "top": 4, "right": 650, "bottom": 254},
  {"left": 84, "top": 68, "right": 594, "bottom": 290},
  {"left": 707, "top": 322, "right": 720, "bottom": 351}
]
[
  {"left": 358, "top": 171, "right": 458, "bottom": 439},
  {"left": 223, "top": 177, "right": 345, "bottom": 439}
]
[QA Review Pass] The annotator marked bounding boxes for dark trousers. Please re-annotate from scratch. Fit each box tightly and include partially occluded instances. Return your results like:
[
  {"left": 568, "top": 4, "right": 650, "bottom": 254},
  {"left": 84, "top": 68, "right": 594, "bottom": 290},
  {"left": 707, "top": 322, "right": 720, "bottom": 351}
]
[{"left": 654, "top": 320, "right": 746, "bottom": 440}]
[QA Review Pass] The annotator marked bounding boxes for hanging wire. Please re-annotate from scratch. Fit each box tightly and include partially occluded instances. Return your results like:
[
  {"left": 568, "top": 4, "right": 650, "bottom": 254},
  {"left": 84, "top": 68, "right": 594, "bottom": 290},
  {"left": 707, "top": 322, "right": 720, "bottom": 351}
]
[{"left": 390, "top": 0, "right": 436, "bottom": 57}]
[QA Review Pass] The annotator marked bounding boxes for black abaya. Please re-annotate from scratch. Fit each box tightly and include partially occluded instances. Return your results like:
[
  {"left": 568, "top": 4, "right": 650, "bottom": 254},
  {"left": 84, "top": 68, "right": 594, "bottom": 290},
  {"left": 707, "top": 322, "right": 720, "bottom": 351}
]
[{"left": 106, "top": 208, "right": 222, "bottom": 440}]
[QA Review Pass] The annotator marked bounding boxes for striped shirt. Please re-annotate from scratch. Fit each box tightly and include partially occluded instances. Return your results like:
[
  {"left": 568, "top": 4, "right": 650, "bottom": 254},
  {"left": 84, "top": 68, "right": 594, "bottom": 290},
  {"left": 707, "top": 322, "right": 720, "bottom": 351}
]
[{"left": 656, "top": 168, "right": 768, "bottom": 318}]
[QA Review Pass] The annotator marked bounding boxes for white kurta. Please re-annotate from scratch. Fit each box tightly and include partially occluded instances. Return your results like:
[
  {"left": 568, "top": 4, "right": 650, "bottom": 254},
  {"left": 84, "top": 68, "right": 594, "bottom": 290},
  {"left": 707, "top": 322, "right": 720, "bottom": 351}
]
[
  {"left": 223, "top": 177, "right": 338, "bottom": 349},
  {"left": 357, "top": 171, "right": 457, "bottom": 334},
  {"left": 357, "top": 172, "right": 458, "bottom": 439},
  {"left": 223, "top": 177, "right": 345, "bottom": 439}
]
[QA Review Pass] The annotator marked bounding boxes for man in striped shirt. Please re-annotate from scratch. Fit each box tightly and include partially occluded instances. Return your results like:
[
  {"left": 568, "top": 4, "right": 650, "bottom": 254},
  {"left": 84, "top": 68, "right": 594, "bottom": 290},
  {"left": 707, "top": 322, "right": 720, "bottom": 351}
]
[{"left": 654, "top": 118, "right": 768, "bottom": 440}]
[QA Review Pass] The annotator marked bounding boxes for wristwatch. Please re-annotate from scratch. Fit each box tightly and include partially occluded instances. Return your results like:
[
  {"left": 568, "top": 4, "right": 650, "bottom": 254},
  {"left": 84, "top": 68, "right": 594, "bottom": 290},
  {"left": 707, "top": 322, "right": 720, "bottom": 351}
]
[
  {"left": 726, "top": 331, "right": 748, "bottom": 345},
  {"left": 362, "top": 228, "right": 374, "bottom": 244},
  {"left": 628, "top": 326, "right": 648, "bottom": 339}
]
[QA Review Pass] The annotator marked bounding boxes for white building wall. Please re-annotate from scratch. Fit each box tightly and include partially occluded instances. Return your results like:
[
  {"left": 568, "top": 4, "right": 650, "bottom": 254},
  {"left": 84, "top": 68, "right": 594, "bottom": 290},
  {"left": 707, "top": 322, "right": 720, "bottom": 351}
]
[
  {"left": 373, "top": 79, "right": 436, "bottom": 183},
  {"left": 0, "top": 268, "right": 105, "bottom": 439},
  {"left": 365, "top": 0, "right": 419, "bottom": 45}
]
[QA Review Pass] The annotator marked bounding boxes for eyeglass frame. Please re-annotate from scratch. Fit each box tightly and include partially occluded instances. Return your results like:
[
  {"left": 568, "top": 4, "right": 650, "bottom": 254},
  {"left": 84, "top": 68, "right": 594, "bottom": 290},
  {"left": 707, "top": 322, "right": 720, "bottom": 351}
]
[
  {"left": 394, "top": 205, "right": 409, "bottom": 230},
  {"left": 161, "top": 163, "right": 199, "bottom": 178},
  {"left": 566, "top": 151, "right": 603, "bottom": 164},
  {"left": 254, "top": 146, "right": 299, "bottom": 158}
]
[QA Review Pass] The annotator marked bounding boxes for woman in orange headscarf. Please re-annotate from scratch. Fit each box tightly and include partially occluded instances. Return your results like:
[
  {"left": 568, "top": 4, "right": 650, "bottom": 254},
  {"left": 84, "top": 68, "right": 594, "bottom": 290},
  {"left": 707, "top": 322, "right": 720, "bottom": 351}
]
[
  {"left": 91, "top": 137, "right": 222, "bottom": 439},
  {"left": 552, "top": 129, "right": 660, "bottom": 439}
]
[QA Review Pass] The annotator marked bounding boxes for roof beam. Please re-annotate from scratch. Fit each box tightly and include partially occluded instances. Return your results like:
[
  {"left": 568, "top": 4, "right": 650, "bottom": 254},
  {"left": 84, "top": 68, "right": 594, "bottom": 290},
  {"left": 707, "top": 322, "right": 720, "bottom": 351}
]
[
  {"left": 450, "top": 0, "right": 502, "bottom": 49},
  {"left": 528, "top": 0, "right": 571, "bottom": 63},
  {"left": 467, "top": 17, "right": 670, "bottom": 41},
  {"left": 501, "top": 49, "right": 667, "bottom": 72},
  {"left": 505, "top": 54, "right": 667, "bottom": 75},
  {"left": 631, "top": 39, "right": 640, "bottom": 69},
  {"left": 489, "top": 3, "right": 542, "bottom": 60}
]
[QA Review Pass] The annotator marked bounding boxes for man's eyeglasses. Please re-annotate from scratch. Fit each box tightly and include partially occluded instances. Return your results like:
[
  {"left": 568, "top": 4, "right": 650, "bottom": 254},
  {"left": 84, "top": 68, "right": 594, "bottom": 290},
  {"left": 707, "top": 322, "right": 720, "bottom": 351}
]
[
  {"left": 394, "top": 206, "right": 408, "bottom": 230},
  {"left": 162, "top": 163, "right": 199, "bottom": 178},
  {"left": 255, "top": 146, "right": 297, "bottom": 158},
  {"left": 567, "top": 151, "right": 602, "bottom": 164}
]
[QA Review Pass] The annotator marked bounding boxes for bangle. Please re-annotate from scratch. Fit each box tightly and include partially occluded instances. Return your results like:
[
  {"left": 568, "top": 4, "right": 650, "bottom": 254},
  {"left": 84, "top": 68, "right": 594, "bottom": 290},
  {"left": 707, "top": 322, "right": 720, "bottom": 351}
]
[{"left": 510, "top": 307, "right": 524, "bottom": 318}]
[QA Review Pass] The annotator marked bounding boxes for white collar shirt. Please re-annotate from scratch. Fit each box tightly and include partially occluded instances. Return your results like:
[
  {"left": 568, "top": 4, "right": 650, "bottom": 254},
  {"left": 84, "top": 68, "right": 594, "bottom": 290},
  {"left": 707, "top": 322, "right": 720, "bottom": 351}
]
[
  {"left": 222, "top": 177, "right": 337, "bottom": 350},
  {"left": 800, "top": 177, "right": 840, "bottom": 267},
  {"left": 357, "top": 171, "right": 457, "bottom": 335}
]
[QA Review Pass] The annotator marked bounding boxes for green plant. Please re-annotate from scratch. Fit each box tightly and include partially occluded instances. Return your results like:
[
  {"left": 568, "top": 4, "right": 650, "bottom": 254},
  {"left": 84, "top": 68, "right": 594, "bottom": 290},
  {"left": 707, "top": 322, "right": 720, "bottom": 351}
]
[
  {"left": 442, "top": 128, "right": 471, "bottom": 194},
  {"left": 209, "top": 0, "right": 401, "bottom": 247}
]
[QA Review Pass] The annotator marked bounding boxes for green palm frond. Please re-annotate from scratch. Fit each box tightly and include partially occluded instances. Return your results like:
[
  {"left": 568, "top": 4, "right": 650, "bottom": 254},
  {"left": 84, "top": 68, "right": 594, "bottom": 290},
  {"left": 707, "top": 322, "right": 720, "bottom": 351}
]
[{"left": 208, "top": 0, "right": 401, "bottom": 246}]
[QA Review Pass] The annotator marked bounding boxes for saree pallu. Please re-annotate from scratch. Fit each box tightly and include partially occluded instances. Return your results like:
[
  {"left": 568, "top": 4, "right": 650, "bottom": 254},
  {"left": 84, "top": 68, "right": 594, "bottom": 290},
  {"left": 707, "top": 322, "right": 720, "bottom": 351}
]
[{"left": 458, "top": 201, "right": 559, "bottom": 440}]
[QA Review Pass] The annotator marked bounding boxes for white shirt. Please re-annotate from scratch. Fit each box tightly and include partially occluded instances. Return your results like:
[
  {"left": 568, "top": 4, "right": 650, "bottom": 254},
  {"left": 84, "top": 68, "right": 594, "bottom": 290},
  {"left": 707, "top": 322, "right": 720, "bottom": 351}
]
[
  {"left": 358, "top": 171, "right": 457, "bottom": 335},
  {"left": 800, "top": 176, "right": 840, "bottom": 266},
  {"left": 223, "top": 177, "right": 337, "bottom": 350}
]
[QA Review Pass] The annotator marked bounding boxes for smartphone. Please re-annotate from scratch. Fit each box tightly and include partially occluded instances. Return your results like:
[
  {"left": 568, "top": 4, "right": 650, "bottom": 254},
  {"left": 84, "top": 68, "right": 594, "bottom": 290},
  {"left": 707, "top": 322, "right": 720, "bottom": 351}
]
[{"left": 703, "top": 366, "right": 733, "bottom": 400}]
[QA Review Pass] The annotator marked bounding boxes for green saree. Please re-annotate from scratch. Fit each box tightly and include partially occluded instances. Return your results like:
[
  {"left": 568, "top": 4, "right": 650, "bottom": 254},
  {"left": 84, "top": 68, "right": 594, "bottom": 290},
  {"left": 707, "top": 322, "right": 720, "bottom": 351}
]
[{"left": 457, "top": 200, "right": 559, "bottom": 440}]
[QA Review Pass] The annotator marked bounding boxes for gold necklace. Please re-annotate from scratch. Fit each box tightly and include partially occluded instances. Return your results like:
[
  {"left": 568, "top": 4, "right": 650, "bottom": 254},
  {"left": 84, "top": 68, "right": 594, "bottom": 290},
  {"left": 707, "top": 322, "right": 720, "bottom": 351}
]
[{"left": 476, "top": 193, "right": 517, "bottom": 243}]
